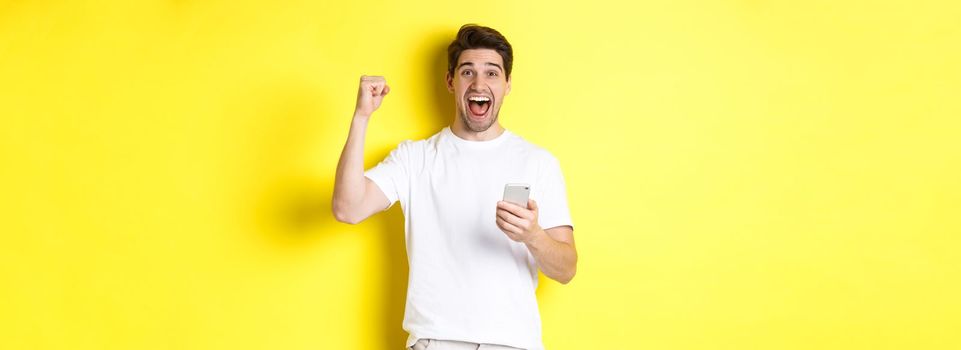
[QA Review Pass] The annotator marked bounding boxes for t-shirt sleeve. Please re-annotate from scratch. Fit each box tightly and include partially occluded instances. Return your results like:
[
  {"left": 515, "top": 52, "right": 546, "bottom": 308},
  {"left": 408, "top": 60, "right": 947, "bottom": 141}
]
[
  {"left": 364, "top": 141, "right": 411, "bottom": 208},
  {"left": 535, "top": 155, "right": 574, "bottom": 230}
]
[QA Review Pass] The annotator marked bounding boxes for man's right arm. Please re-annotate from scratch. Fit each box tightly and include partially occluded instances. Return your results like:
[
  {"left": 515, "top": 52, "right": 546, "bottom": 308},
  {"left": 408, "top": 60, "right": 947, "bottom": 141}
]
[{"left": 331, "top": 75, "right": 391, "bottom": 225}]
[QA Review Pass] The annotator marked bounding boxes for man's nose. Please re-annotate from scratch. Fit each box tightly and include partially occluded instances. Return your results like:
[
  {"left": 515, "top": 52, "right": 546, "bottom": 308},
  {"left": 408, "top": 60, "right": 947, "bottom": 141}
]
[{"left": 469, "top": 79, "right": 485, "bottom": 91}]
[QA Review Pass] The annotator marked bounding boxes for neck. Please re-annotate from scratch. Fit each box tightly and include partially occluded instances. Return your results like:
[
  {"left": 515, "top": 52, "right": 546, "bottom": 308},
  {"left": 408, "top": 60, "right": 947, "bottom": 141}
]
[{"left": 450, "top": 119, "right": 505, "bottom": 141}]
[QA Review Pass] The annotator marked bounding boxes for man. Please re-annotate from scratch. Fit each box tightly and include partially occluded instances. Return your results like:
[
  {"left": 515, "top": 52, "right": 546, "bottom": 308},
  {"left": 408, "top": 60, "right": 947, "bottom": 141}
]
[{"left": 332, "top": 24, "right": 577, "bottom": 350}]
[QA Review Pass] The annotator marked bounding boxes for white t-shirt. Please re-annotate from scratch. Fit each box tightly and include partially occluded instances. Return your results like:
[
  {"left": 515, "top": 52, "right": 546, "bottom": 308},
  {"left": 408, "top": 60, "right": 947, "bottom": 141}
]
[{"left": 365, "top": 127, "right": 573, "bottom": 350}]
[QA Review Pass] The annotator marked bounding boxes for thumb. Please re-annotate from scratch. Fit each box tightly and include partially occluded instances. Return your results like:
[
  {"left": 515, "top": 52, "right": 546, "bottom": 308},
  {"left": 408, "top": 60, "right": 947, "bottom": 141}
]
[{"left": 528, "top": 199, "right": 538, "bottom": 211}]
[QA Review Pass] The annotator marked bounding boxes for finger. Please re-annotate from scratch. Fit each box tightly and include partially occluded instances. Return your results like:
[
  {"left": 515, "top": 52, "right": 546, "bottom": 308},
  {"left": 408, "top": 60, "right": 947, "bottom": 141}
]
[
  {"left": 497, "top": 201, "right": 525, "bottom": 216},
  {"left": 496, "top": 216, "right": 522, "bottom": 235},
  {"left": 358, "top": 80, "right": 371, "bottom": 94},
  {"left": 499, "top": 201, "right": 534, "bottom": 221},
  {"left": 497, "top": 209, "right": 528, "bottom": 229},
  {"left": 360, "top": 75, "right": 385, "bottom": 88},
  {"left": 382, "top": 85, "right": 390, "bottom": 95},
  {"left": 528, "top": 199, "right": 538, "bottom": 211},
  {"left": 372, "top": 83, "right": 384, "bottom": 96},
  {"left": 496, "top": 209, "right": 525, "bottom": 229},
  {"left": 496, "top": 209, "right": 517, "bottom": 223}
]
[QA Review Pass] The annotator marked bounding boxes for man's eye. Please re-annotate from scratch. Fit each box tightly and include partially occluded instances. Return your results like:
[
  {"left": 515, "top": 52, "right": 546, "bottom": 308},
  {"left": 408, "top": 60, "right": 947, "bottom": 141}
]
[
  {"left": 487, "top": 71, "right": 498, "bottom": 77},
  {"left": 462, "top": 70, "right": 473, "bottom": 76}
]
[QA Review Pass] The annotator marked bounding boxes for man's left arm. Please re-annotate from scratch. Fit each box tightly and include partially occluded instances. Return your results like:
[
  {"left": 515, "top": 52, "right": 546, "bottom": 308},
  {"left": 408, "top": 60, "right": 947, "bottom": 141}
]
[{"left": 496, "top": 200, "right": 577, "bottom": 284}]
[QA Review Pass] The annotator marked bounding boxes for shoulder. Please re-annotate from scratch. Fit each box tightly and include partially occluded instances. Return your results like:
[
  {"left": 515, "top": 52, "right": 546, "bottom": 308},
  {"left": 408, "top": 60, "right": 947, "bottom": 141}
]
[
  {"left": 388, "top": 129, "right": 445, "bottom": 161},
  {"left": 393, "top": 129, "right": 444, "bottom": 150},
  {"left": 506, "top": 131, "right": 561, "bottom": 166}
]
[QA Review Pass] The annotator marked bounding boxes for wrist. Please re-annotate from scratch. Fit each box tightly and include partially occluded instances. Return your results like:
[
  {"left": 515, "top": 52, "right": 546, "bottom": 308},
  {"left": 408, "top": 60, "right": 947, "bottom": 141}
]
[
  {"left": 352, "top": 112, "right": 371, "bottom": 121},
  {"left": 523, "top": 227, "right": 548, "bottom": 247}
]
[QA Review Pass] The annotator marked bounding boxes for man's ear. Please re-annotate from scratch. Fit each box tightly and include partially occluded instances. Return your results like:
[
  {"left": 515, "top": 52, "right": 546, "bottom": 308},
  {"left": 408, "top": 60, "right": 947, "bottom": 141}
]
[
  {"left": 446, "top": 72, "right": 454, "bottom": 93},
  {"left": 506, "top": 75, "right": 512, "bottom": 96}
]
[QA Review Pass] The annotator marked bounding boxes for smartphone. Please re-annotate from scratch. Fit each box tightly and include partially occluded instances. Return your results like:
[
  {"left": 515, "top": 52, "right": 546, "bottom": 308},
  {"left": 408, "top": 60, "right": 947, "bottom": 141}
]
[{"left": 502, "top": 183, "right": 531, "bottom": 207}]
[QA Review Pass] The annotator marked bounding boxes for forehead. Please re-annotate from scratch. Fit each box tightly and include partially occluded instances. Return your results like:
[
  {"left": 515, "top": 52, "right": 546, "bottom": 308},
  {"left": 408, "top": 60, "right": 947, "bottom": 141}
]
[{"left": 457, "top": 49, "right": 504, "bottom": 68}]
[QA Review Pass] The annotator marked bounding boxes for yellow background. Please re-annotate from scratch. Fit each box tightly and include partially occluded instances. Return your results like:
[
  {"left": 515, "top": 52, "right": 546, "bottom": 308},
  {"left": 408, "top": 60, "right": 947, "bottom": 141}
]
[{"left": 2, "top": 0, "right": 959, "bottom": 349}]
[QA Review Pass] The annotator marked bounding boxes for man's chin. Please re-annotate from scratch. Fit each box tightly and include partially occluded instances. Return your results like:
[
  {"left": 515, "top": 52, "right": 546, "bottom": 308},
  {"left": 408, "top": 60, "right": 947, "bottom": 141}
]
[{"left": 460, "top": 112, "right": 497, "bottom": 133}]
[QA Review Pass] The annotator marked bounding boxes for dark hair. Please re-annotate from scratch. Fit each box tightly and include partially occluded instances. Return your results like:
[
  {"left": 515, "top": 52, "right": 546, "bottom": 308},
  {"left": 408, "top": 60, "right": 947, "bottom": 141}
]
[{"left": 447, "top": 24, "right": 513, "bottom": 78}]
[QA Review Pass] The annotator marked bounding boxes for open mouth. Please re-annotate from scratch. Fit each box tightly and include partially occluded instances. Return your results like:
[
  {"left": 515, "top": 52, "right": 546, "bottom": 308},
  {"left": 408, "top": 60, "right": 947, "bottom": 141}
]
[{"left": 467, "top": 95, "right": 492, "bottom": 119}]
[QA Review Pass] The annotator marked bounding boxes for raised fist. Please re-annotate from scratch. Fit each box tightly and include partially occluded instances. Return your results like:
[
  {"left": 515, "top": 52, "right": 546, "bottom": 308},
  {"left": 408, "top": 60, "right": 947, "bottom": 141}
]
[{"left": 354, "top": 75, "right": 390, "bottom": 118}]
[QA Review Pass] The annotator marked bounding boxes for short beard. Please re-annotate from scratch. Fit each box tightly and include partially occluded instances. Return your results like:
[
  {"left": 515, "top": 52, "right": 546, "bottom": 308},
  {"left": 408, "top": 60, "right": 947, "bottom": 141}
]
[{"left": 457, "top": 106, "right": 499, "bottom": 133}]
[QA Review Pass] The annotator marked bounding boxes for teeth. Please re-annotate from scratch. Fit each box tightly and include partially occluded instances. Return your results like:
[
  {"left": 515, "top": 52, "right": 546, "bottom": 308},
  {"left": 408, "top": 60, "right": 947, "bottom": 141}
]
[{"left": 468, "top": 96, "right": 490, "bottom": 102}]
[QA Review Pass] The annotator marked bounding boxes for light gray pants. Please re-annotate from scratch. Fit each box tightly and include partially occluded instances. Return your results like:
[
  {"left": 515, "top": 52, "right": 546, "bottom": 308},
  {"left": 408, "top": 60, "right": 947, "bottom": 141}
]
[{"left": 409, "top": 338, "right": 526, "bottom": 350}]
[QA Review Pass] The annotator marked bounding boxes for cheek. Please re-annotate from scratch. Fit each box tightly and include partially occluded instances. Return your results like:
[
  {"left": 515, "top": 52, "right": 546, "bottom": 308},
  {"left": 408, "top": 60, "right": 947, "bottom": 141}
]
[{"left": 496, "top": 83, "right": 508, "bottom": 96}]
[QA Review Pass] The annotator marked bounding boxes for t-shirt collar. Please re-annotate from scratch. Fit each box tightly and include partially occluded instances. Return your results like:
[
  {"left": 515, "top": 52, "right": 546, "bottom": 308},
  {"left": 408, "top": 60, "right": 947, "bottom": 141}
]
[{"left": 443, "top": 126, "right": 511, "bottom": 149}]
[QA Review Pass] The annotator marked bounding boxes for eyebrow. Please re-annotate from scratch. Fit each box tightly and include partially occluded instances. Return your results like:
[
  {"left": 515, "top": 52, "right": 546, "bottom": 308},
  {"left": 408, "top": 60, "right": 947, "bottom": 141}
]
[{"left": 457, "top": 62, "right": 504, "bottom": 72}]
